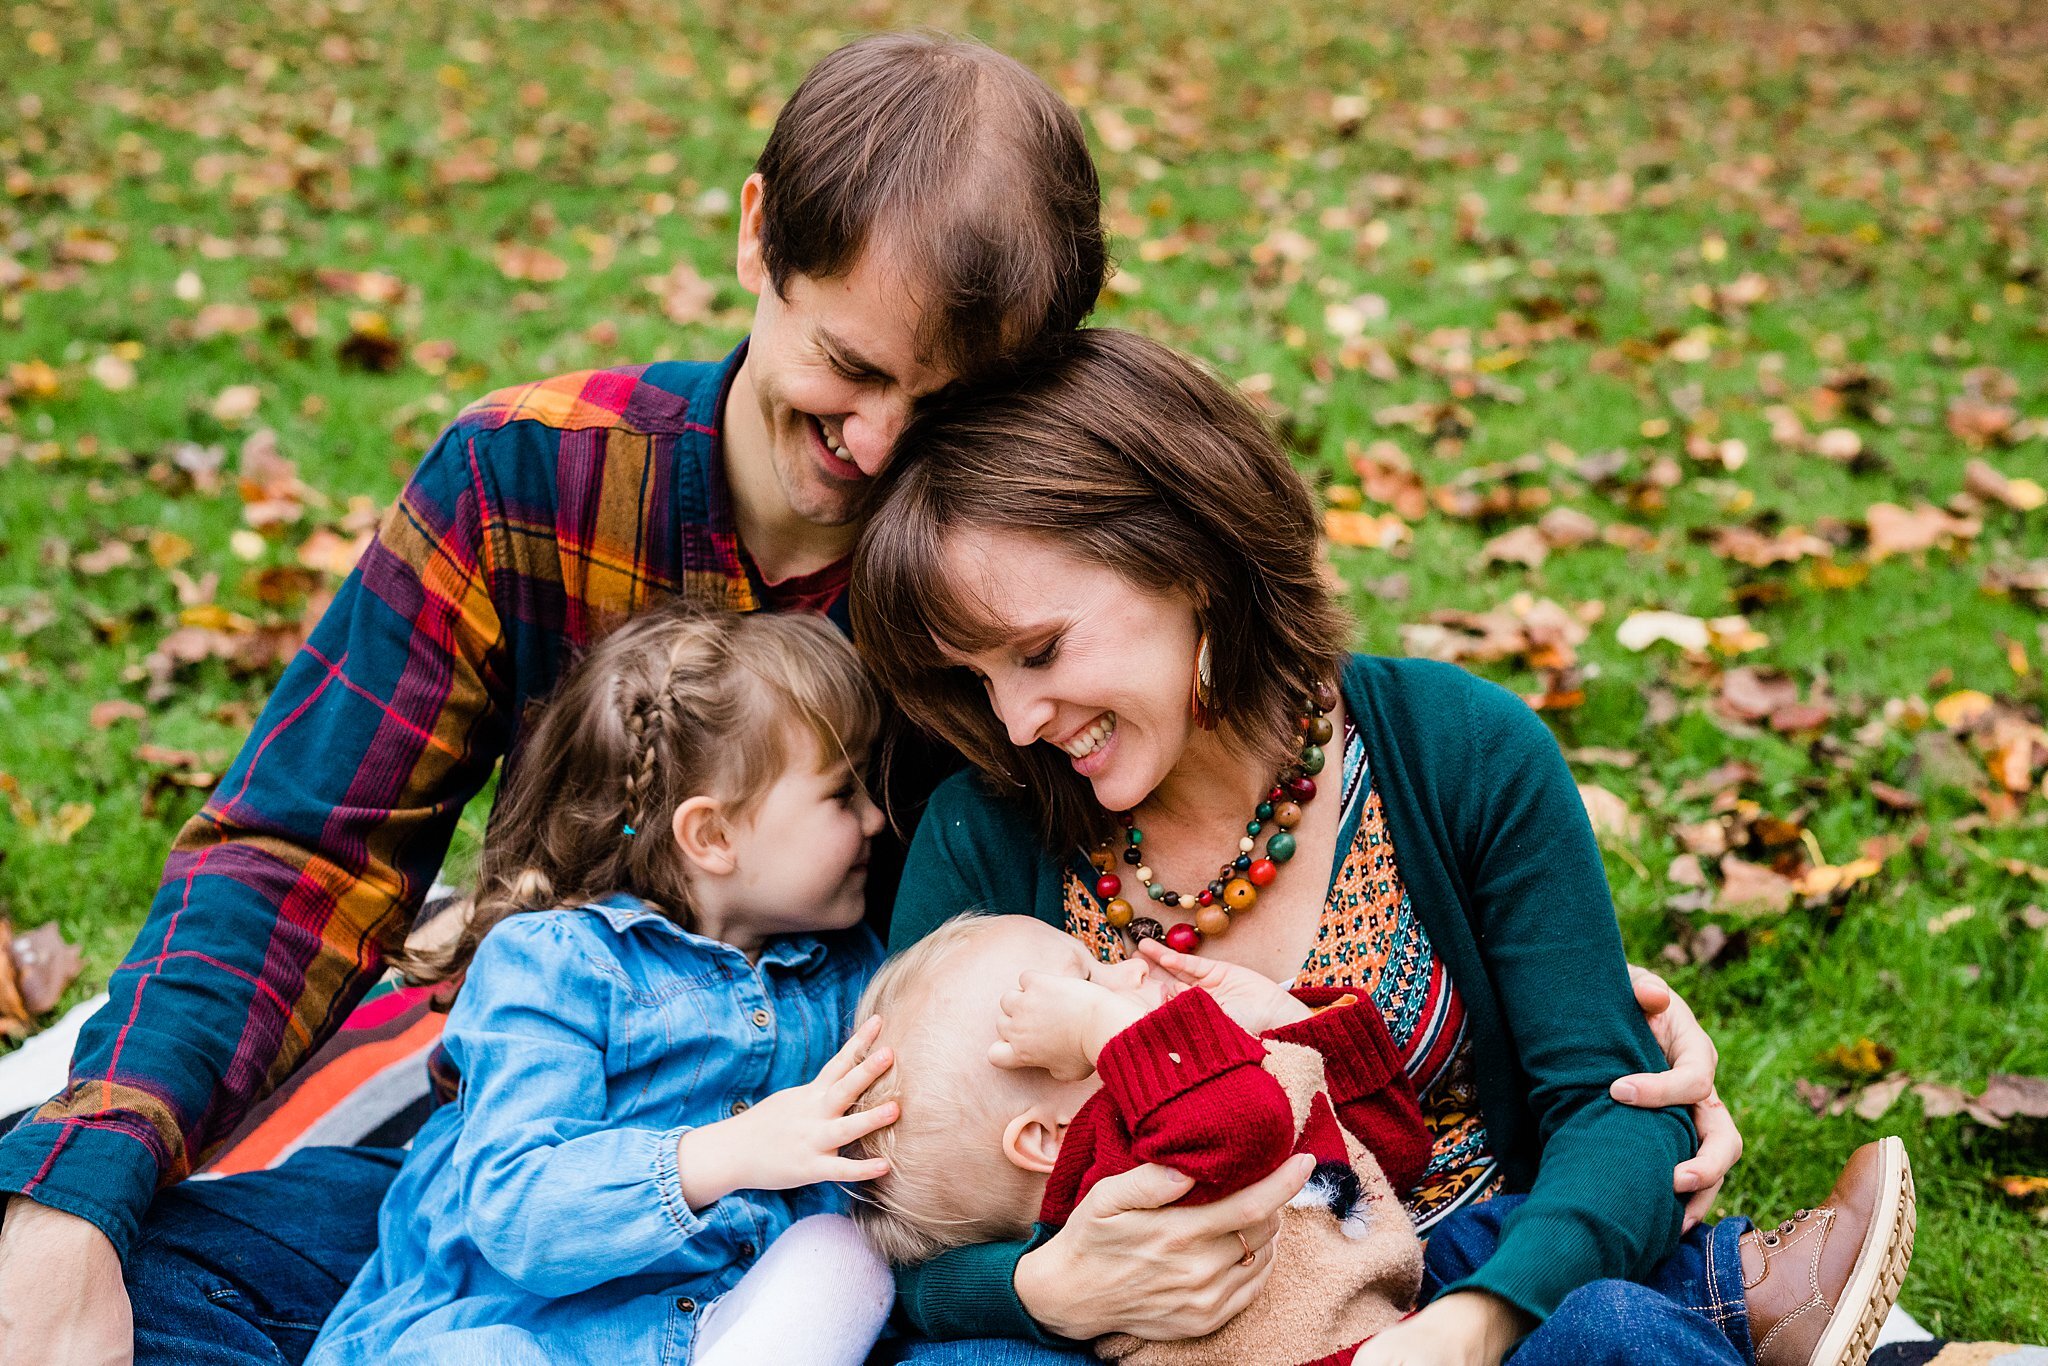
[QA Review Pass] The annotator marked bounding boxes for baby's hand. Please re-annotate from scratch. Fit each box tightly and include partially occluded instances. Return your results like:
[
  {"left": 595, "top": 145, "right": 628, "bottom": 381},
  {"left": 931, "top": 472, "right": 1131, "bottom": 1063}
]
[
  {"left": 677, "top": 1015, "right": 897, "bottom": 1208},
  {"left": 1135, "top": 939, "right": 1311, "bottom": 1036},
  {"left": 989, "top": 970, "right": 1146, "bottom": 1081}
]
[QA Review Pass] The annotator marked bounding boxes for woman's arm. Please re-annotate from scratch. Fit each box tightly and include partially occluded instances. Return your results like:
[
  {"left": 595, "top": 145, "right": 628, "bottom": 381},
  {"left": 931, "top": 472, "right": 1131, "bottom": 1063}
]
[{"left": 1443, "top": 679, "right": 1698, "bottom": 1323}]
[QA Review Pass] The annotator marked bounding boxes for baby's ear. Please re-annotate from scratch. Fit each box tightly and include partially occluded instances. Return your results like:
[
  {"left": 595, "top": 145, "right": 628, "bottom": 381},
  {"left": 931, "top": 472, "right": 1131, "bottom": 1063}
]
[
  {"left": 1001, "top": 1111, "right": 1064, "bottom": 1175},
  {"left": 670, "top": 796, "right": 735, "bottom": 876}
]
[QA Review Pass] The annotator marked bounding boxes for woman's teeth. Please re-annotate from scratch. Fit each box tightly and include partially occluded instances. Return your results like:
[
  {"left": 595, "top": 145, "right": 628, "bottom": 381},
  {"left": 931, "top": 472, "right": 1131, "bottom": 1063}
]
[
  {"left": 818, "top": 421, "right": 852, "bottom": 462},
  {"left": 1061, "top": 713, "right": 1117, "bottom": 758}
]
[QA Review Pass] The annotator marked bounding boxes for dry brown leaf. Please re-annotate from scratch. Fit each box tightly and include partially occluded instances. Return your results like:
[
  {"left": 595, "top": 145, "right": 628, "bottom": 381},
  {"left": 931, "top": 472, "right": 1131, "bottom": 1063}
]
[
  {"left": 493, "top": 241, "right": 569, "bottom": 284},
  {"left": 1479, "top": 524, "right": 1550, "bottom": 569},
  {"left": 1718, "top": 855, "right": 1796, "bottom": 916},
  {"left": 644, "top": 261, "right": 715, "bottom": 326},
  {"left": 89, "top": 700, "right": 146, "bottom": 728},
  {"left": 1325, "top": 510, "right": 1411, "bottom": 551},
  {"left": 1855, "top": 1073, "right": 1912, "bottom": 1121},
  {"left": 1717, "top": 667, "right": 1802, "bottom": 722},
  {"left": 1866, "top": 501, "right": 1981, "bottom": 559},
  {"left": 10, "top": 922, "right": 82, "bottom": 1016}
]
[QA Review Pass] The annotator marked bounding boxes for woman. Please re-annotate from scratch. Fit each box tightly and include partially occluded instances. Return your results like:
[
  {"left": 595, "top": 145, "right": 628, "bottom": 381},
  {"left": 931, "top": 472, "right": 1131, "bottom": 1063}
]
[{"left": 851, "top": 330, "right": 1911, "bottom": 1365}]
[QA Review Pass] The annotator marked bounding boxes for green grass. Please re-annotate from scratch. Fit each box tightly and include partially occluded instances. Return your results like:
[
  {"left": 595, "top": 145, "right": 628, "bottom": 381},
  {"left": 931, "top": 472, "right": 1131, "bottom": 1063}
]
[{"left": 3, "top": 0, "right": 2045, "bottom": 1342}]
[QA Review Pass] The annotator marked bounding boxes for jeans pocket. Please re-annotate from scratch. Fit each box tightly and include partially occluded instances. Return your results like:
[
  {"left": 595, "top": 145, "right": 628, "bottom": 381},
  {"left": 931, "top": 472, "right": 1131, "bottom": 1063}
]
[{"left": 203, "top": 1284, "right": 325, "bottom": 1363}]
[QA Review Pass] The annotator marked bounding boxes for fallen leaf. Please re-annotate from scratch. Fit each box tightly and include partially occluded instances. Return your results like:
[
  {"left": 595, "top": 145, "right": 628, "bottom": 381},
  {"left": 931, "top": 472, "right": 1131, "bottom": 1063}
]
[
  {"left": 1820, "top": 1037, "right": 1896, "bottom": 1080},
  {"left": 1966, "top": 459, "right": 2046, "bottom": 512},
  {"left": 1719, "top": 855, "right": 1796, "bottom": 915},
  {"left": 1618, "top": 610, "right": 1710, "bottom": 653},
  {"left": 1855, "top": 1073, "right": 1912, "bottom": 1121},
  {"left": 493, "top": 241, "right": 569, "bottom": 283},
  {"left": 1866, "top": 501, "right": 1981, "bottom": 559},
  {"left": 643, "top": 261, "right": 715, "bottom": 326},
  {"left": 1325, "top": 510, "right": 1411, "bottom": 551},
  {"left": 9, "top": 922, "right": 82, "bottom": 1015},
  {"left": 1479, "top": 524, "right": 1550, "bottom": 568},
  {"left": 89, "top": 700, "right": 146, "bottom": 728},
  {"left": 211, "top": 384, "right": 262, "bottom": 424},
  {"left": 1717, "top": 667, "right": 1803, "bottom": 722},
  {"left": 1926, "top": 905, "right": 1976, "bottom": 934},
  {"left": 1577, "top": 783, "right": 1639, "bottom": 843},
  {"left": 1978, "top": 1074, "right": 2048, "bottom": 1120}
]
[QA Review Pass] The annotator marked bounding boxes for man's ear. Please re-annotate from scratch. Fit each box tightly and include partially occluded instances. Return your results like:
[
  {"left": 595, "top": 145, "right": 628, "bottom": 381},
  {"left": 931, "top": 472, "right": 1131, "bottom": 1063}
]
[
  {"left": 671, "top": 796, "right": 736, "bottom": 876},
  {"left": 735, "top": 173, "right": 768, "bottom": 297}
]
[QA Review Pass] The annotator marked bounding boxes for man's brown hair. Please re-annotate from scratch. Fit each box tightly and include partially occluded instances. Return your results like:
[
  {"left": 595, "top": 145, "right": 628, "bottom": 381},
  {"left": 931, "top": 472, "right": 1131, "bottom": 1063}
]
[
  {"left": 850, "top": 329, "right": 1349, "bottom": 854},
  {"left": 755, "top": 32, "right": 1105, "bottom": 378}
]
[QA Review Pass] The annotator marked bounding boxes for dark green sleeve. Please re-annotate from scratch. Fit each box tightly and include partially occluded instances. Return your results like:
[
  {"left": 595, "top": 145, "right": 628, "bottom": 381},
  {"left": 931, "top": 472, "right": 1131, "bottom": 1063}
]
[
  {"left": 1441, "top": 678, "right": 1697, "bottom": 1322},
  {"left": 888, "top": 772, "right": 1073, "bottom": 1341}
]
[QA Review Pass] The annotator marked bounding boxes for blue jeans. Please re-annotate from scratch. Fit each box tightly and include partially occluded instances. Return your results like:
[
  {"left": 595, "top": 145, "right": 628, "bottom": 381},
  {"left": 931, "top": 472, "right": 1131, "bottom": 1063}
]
[
  {"left": 900, "top": 1196, "right": 1756, "bottom": 1365},
  {"left": 1426, "top": 1196, "right": 1756, "bottom": 1366},
  {"left": 126, "top": 1156, "right": 1749, "bottom": 1366}
]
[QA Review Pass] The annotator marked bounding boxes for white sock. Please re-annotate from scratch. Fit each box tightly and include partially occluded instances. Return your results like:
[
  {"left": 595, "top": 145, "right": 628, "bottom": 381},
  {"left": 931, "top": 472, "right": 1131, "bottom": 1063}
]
[{"left": 692, "top": 1214, "right": 893, "bottom": 1366}]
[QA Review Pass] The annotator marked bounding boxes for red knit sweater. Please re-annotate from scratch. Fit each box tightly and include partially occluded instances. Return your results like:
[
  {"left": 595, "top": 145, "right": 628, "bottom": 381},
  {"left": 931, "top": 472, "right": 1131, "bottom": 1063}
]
[{"left": 1037, "top": 987, "right": 1431, "bottom": 1230}]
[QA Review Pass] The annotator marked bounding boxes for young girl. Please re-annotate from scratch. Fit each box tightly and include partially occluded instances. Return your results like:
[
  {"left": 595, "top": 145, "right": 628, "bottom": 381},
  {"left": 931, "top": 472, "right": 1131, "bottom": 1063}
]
[{"left": 306, "top": 604, "right": 899, "bottom": 1366}]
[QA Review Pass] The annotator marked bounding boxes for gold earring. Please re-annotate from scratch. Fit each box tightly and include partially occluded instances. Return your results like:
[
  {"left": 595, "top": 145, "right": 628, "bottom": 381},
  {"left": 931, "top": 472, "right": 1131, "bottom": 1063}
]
[{"left": 1191, "top": 632, "right": 1219, "bottom": 730}]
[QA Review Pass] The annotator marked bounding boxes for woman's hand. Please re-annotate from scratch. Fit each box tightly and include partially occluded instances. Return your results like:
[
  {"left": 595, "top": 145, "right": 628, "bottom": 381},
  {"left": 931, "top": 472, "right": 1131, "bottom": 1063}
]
[
  {"left": 677, "top": 1015, "right": 896, "bottom": 1208},
  {"left": 1013, "top": 1155, "right": 1314, "bottom": 1340},
  {"left": 1349, "top": 1292, "right": 1531, "bottom": 1366},
  {"left": 1612, "top": 965, "right": 1745, "bottom": 1230},
  {"left": 989, "top": 969, "right": 1147, "bottom": 1081},
  {"left": 1134, "top": 939, "right": 1311, "bottom": 1035}
]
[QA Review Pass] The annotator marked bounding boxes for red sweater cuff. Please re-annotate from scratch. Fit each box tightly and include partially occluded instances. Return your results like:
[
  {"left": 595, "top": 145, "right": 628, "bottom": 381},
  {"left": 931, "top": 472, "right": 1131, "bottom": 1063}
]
[
  {"left": 1265, "top": 993, "right": 1405, "bottom": 1104},
  {"left": 1095, "top": 988, "right": 1269, "bottom": 1125}
]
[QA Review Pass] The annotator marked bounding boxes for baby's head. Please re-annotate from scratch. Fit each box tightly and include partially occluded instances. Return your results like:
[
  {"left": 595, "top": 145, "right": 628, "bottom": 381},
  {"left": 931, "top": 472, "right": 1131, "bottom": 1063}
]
[
  {"left": 847, "top": 915, "right": 1153, "bottom": 1264},
  {"left": 398, "top": 603, "right": 882, "bottom": 981}
]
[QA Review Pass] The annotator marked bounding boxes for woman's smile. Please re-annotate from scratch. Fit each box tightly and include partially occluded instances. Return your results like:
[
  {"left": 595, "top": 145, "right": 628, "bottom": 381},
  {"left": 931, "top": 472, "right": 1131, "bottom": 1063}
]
[{"left": 1056, "top": 711, "right": 1117, "bottom": 761}]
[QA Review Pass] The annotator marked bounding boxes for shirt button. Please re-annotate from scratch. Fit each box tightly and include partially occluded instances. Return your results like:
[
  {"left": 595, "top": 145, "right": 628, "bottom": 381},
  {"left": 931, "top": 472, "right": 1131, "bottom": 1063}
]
[
  {"left": 738, "top": 1241, "right": 756, "bottom": 1258},
  {"left": 751, "top": 1008, "right": 771, "bottom": 1029},
  {"left": 675, "top": 1297, "right": 696, "bottom": 1313},
  {"left": 730, "top": 1098, "right": 750, "bottom": 1115}
]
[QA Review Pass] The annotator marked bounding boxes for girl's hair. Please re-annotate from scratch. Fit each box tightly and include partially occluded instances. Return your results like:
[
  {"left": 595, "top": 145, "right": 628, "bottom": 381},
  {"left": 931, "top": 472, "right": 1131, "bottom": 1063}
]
[
  {"left": 394, "top": 604, "right": 878, "bottom": 984},
  {"left": 851, "top": 328, "right": 1348, "bottom": 855}
]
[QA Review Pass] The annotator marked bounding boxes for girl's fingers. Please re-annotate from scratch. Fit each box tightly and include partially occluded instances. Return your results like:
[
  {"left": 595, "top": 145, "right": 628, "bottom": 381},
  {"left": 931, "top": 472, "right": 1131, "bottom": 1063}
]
[
  {"left": 832, "top": 1102, "right": 899, "bottom": 1143},
  {"left": 826, "top": 1045, "right": 894, "bottom": 1108},
  {"left": 818, "top": 1016, "right": 884, "bottom": 1084},
  {"left": 988, "top": 1039, "right": 1022, "bottom": 1069},
  {"left": 820, "top": 1155, "right": 891, "bottom": 1182}
]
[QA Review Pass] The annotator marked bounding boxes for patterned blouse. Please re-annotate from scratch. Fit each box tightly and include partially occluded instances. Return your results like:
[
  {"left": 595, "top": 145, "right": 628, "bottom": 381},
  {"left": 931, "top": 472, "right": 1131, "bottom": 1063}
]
[{"left": 1060, "top": 726, "right": 1505, "bottom": 1232}]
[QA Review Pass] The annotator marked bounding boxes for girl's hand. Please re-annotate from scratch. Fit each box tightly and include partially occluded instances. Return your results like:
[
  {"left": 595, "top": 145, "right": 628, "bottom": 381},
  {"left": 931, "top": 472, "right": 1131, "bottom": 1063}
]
[
  {"left": 989, "top": 970, "right": 1145, "bottom": 1081},
  {"left": 1348, "top": 1292, "right": 1531, "bottom": 1366},
  {"left": 677, "top": 1015, "right": 897, "bottom": 1208},
  {"left": 1135, "top": 939, "right": 1311, "bottom": 1036}
]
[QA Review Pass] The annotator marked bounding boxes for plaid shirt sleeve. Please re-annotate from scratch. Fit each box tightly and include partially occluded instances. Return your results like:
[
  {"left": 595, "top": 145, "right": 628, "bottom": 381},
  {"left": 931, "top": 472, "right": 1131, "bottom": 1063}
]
[{"left": 0, "top": 401, "right": 524, "bottom": 1259}]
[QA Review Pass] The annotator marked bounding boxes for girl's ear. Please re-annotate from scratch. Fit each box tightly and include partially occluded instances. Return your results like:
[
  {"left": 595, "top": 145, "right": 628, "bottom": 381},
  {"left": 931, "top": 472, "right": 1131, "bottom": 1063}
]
[{"left": 671, "top": 796, "right": 736, "bottom": 876}]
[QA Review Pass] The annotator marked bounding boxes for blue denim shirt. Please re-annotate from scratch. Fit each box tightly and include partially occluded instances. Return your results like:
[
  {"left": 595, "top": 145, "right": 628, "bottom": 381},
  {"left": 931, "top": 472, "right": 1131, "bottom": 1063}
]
[{"left": 308, "top": 894, "right": 881, "bottom": 1366}]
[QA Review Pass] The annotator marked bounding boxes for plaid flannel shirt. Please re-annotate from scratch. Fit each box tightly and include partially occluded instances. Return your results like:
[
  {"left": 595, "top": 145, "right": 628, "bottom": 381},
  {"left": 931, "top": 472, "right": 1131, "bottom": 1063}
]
[{"left": 0, "top": 343, "right": 876, "bottom": 1258}]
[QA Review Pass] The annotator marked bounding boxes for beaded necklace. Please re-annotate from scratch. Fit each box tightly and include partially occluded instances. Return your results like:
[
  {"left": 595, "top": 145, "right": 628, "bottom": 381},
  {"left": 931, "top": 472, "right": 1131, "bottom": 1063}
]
[{"left": 1093, "top": 680, "right": 1337, "bottom": 952}]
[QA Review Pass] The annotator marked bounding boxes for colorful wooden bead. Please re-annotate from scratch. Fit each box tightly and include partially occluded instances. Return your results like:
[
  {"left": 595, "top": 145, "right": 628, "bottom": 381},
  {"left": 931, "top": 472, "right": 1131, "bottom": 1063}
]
[
  {"left": 1283, "top": 775, "right": 1316, "bottom": 802},
  {"left": 1273, "top": 801, "right": 1303, "bottom": 829},
  {"left": 1165, "top": 923, "right": 1202, "bottom": 953},
  {"left": 1129, "top": 917, "right": 1166, "bottom": 943},
  {"left": 1223, "top": 878, "right": 1257, "bottom": 911},
  {"left": 1312, "top": 680, "right": 1338, "bottom": 712},
  {"left": 1298, "top": 745, "right": 1325, "bottom": 776},
  {"left": 1247, "top": 857, "right": 1278, "bottom": 886},
  {"left": 1096, "top": 874, "right": 1121, "bottom": 900},
  {"left": 1308, "top": 715, "right": 1334, "bottom": 745},
  {"left": 1265, "top": 831, "right": 1298, "bottom": 863},
  {"left": 1195, "top": 906, "right": 1232, "bottom": 938},
  {"left": 1105, "top": 898, "right": 1134, "bottom": 927}
]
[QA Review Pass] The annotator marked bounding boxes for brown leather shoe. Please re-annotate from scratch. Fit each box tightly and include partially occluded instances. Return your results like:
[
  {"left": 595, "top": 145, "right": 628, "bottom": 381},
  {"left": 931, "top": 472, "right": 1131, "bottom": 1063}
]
[{"left": 1742, "top": 1136, "right": 1916, "bottom": 1366}]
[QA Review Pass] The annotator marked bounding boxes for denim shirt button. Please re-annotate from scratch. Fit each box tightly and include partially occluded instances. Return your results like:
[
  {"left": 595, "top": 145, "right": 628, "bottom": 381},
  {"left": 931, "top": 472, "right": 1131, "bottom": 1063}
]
[
  {"left": 738, "top": 1241, "right": 756, "bottom": 1258},
  {"left": 729, "top": 1098, "right": 750, "bottom": 1115},
  {"left": 675, "top": 1297, "right": 696, "bottom": 1313},
  {"left": 751, "top": 1008, "right": 771, "bottom": 1028}
]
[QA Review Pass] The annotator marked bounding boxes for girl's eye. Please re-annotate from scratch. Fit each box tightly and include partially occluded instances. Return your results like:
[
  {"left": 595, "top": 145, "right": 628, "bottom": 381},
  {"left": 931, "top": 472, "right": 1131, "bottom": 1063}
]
[{"left": 1021, "top": 638, "right": 1060, "bottom": 669}]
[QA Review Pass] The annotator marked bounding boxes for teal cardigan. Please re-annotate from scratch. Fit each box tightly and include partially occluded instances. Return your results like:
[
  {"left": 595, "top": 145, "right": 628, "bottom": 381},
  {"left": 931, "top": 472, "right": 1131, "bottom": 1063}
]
[{"left": 887, "top": 654, "right": 1695, "bottom": 1341}]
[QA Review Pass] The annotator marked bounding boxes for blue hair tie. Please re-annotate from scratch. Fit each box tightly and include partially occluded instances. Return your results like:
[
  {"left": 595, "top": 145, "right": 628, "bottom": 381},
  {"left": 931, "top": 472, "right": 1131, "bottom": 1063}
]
[{"left": 622, "top": 824, "right": 637, "bottom": 836}]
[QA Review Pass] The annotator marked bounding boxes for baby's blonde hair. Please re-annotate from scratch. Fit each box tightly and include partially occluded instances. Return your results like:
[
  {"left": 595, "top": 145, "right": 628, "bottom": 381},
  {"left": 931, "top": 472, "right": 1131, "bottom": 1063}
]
[{"left": 845, "top": 914, "right": 1045, "bottom": 1265}]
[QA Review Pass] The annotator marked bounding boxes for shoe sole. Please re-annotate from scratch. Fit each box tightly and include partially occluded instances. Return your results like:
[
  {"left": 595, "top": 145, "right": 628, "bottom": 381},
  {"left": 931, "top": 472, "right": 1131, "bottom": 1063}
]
[{"left": 1810, "top": 1135, "right": 1917, "bottom": 1366}]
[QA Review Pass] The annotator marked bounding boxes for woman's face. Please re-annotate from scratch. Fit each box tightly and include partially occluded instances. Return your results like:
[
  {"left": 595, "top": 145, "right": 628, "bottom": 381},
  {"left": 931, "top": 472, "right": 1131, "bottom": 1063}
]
[{"left": 939, "top": 527, "right": 1202, "bottom": 814}]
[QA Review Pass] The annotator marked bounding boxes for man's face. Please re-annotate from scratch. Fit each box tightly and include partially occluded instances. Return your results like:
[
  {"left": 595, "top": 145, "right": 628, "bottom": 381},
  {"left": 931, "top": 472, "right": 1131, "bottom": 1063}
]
[{"left": 731, "top": 173, "right": 957, "bottom": 528}]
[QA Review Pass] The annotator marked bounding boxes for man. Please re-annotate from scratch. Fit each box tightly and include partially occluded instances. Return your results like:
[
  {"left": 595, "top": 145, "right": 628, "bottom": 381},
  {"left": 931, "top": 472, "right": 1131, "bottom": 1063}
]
[
  {"left": 0, "top": 33, "right": 1104, "bottom": 1364},
  {"left": 0, "top": 30, "right": 1732, "bottom": 1366}
]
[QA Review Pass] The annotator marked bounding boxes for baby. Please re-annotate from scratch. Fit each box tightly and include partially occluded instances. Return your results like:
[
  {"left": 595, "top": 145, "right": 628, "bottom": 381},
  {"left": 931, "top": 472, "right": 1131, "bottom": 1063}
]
[{"left": 850, "top": 914, "right": 1431, "bottom": 1366}]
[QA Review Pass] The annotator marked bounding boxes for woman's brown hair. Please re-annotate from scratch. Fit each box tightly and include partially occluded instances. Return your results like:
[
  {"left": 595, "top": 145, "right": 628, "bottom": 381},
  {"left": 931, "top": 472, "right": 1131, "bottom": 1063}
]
[
  {"left": 851, "top": 329, "right": 1348, "bottom": 855},
  {"left": 394, "top": 604, "right": 878, "bottom": 984}
]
